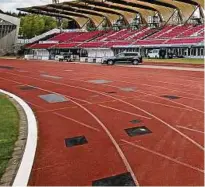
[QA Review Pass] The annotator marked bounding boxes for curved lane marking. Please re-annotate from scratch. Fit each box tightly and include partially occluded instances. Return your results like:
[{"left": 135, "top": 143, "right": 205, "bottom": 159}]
[
  {"left": 121, "top": 139, "right": 204, "bottom": 173},
  {"left": 1, "top": 73, "right": 203, "bottom": 150},
  {"left": 0, "top": 89, "right": 38, "bottom": 186}
]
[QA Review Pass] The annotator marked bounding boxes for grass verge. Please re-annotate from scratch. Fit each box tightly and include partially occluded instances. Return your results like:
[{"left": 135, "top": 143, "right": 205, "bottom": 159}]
[
  {"left": 0, "top": 94, "right": 19, "bottom": 179},
  {"left": 144, "top": 58, "right": 204, "bottom": 64}
]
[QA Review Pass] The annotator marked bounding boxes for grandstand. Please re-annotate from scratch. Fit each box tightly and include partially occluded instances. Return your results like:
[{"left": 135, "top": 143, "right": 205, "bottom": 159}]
[
  {"left": 0, "top": 13, "right": 20, "bottom": 56},
  {"left": 18, "top": 0, "right": 204, "bottom": 61}
]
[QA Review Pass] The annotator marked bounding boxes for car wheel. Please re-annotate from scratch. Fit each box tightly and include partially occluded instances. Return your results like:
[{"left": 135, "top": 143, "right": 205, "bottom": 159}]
[
  {"left": 132, "top": 60, "right": 139, "bottom": 65},
  {"left": 107, "top": 60, "right": 114, "bottom": 65}
]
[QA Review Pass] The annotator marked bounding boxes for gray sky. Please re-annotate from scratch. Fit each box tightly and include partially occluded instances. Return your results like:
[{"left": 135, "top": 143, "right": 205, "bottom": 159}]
[{"left": 0, "top": 0, "right": 64, "bottom": 12}]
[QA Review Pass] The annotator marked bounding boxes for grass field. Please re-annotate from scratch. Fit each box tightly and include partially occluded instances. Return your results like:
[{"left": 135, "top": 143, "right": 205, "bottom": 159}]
[
  {"left": 0, "top": 95, "right": 19, "bottom": 179},
  {"left": 145, "top": 58, "right": 204, "bottom": 64}
]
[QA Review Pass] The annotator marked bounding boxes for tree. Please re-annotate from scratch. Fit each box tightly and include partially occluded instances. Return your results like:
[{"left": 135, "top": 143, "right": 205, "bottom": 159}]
[
  {"left": 43, "top": 16, "right": 57, "bottom": 32},
  {"left": 61, "top": 19, "right": 69, "bottom": 29},
  {"left": 20, "top": 14, "right": 58, "bottom": 39}
]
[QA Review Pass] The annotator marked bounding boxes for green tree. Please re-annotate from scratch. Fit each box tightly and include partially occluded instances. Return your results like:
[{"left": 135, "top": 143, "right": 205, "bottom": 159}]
[
  {"left": 20, "top": 14, "right": 58, "bottom": 39},
  {"left": 61, "top": 19, "right": 69, "bottom": 29},
  {"left": 43, "top": 16, "right": 57, "bottom": 32}
]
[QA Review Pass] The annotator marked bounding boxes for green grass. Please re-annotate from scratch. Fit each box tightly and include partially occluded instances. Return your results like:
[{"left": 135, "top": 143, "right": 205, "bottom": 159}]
[
  {"left": 0, "top": 95, "right": 19, "bottom": 179},
  {"left": 144, "top": 58, "right": 204, "bottom": 64}
]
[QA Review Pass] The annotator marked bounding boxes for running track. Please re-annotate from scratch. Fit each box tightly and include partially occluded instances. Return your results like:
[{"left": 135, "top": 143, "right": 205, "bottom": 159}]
[{"left": 0, "top": 59, "right": 204, "bottom": 186}]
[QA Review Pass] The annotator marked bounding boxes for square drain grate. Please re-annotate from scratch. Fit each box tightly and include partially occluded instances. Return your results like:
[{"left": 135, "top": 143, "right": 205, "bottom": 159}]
[
  {"left": 19, "top": 86, "right": 36, "bottom": 90},
  {"left": 39, "top": 93, "right": 68, "bottom": 103},
  {"left": 119, "top": 87, "right": 135, "bottom": 92},
  {"left": 130, "top": 119, "right": 141, "bottom": 124},
  {"left": 92, "top": 172, "right": 136, "bottom": 186},
  {"left": 162, "top": 95, "right": 180, "bottom": 100},
  {"left": 106, "top": 91, "right": 117, "bottom": 94},
  {"left": 65, "top": 136, "right": 88, "bottom": 147},
  {"left": 125, "top": 126, "right": 152, "bottom": 137},
  {"left": 88, "top": 80, "right": 112, "bottom": 84},
  {"left": 0, "top": 66, "right": 14, "bottom": 70}
]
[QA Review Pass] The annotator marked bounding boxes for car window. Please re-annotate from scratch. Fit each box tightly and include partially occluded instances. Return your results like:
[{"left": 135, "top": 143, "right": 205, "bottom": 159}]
[
  {"left": 117, "top": 53, "right": 125, "bottom": 57},
  {"left": 124, "top": 53, "right": 138, "bottom": 56}
]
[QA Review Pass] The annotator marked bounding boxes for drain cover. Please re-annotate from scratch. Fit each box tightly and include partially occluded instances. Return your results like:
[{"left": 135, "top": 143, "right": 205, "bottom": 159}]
[
  {"left": 92, "top": 172, "right": 136, "bottom": 186},
  {"left": 125, "top": 126, "right": 152, "bottom": 137},
  {"left": 65, "top": 136, "right": 88, "bottom": 147},
  {"left": 19, "top": 86, "right": 36, "bottom": 90},
  {"left": 162, "top": 95, "right": 180, "bottom": 100},
  {"left": 130, "top": 119, "right": 141, "bottom": 124},
  {"left": 106, "top": 91, "right": 117, "bottom": 94},
  {"left": 88, "top": 80, "right": 112, "bottom": 84},
  {"left": 0, "top": 66, "right": 14, "bottom": 69},
  {"left": 39, "top": 93, "right": 68, "bottom": 103}
]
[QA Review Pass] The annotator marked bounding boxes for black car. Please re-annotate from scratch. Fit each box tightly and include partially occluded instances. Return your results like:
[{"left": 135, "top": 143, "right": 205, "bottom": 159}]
[{"left": 102, "top": 52, "right": 142, "bottom": 65}]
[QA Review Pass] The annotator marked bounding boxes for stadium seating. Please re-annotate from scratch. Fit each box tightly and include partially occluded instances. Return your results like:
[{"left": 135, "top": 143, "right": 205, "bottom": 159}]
[
  {"left": 104, "top": 29, "right": 130, "bottom": 41},
  {"left": 134, "top": 39, "right": 166, "bottom": 45},
  {"left": 28, "top": 23, "right": 204, "bottom": 49},
  {"left": 79, "top": 42, "right": 105, "bottom": 48},
  {"left": 165, "top": 37, "right": 204, "bottom": 44},
  {"left": 158, "top": 24, "right": 191, "bottom": 38},
  {"left": 48, "top": 32, "right": 81, "bottom": 42},
  {"left": 148, "top": 25, "right": 176, "bottom": 39},
  {"left": 54, "top": 42, "right": 80, "bottom": 48},
  {"left": 177, "top": 24, "right": 204, "bottom": 37},
  {"left": 29, "top": 43, "right": 56, "bottom": 49},
  {"left": 103, "top": 41, "right": 132, "bottom": 48},
  {"left": 69, "top": 30, "right": 104, "bottom": 42},
  {"left": 131, "top": 28, "right": 156, "bottom": 40}
]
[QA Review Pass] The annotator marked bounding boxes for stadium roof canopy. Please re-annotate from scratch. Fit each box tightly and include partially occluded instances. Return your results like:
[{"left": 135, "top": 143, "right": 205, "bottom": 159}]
[{"left": 17, "top": 0, "right": 204, "bottom": 28}]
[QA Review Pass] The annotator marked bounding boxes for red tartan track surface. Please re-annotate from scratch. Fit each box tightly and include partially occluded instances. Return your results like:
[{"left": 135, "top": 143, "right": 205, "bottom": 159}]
[{"left": 0, "top": 59, "right": 204, "bottom": 186}]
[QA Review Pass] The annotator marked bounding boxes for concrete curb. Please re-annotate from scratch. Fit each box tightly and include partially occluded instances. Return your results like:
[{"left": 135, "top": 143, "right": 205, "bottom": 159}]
[{"left": 0, "top": 90, "right": 38, "bottom": 186}]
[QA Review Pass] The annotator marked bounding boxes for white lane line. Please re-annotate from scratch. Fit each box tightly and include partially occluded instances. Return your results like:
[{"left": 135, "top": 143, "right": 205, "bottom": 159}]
[
  {"left": 0, "top": 89, "right": 38, "bottom": 186},
  {"left": 2, "top": 72, "right": 203, "bottom": 150},
  {"left": 0, "top": 75, "right": 138, "bottom": 184},
  {"left": 176, "top": 125, "right": 204, "bottom": 134},
  {"left": 118, "top": 64, "right": 204, "bottom": 72},
  {"left": 104, "top": 84, "right": 202, "bottom": 113},
  {"left": 131, "top": 98, "right": 192, "bottom": 111},
  {"left": 38, "top": 106, "right": 78, "bottom": 113},
  {"left": 121, "top": 139, "right": 204, "bottom": 173},
  {"left": 118, "top": 99, "right": 204, "bottom": 151},
  {"left": 99, "top": 104, "right": 151, "bottom": 119},
  {"left": 54, "top": 112, "right": 100, "bottom": 132},
  {"left": 70, "top": 99, "right": 139, "bottom": 186}
]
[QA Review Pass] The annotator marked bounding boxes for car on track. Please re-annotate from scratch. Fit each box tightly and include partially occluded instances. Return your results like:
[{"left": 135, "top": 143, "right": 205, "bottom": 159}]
[{"left": 102, "top": 52, "right": 143, "bottom": 65}]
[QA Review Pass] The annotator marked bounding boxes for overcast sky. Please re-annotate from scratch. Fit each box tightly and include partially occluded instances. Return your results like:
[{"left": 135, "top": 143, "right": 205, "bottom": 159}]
[{"left": 0, "top": 0, "right": 65, "bottom": 12}]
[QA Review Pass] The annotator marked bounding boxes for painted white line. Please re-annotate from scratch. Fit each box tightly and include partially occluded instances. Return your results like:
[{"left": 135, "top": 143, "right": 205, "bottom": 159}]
[
  {"left": 99, "top": 104, "right": 151, "bottom": 119},
  {"left": 176, "top": 125, "right": 204, "bottom": 134},
  {"left": 54, "top": 112, "right": 100, "bottom": 132},
  {"left": 118, "top": 64, "right": 204, "bottom": 72},
  {"left": 0, "top": 89, "right": 37, "bottom": 187},
  {"left": 2, "top": 72, "right": 203, "bottom": 150},
  {"left": 121, "top": 139, "right": 204, "bottom": 173},
  {"left": 132, "top": 98, "right": 192, "bottom": 111},
  {"left": 71, "top": 99, "right": 139, "bottom": 186}
]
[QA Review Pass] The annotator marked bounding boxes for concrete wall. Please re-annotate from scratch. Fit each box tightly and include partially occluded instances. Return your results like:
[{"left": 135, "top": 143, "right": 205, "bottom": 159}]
[{"left": 0, "top": 13, "right": 20, "bottom": 56}]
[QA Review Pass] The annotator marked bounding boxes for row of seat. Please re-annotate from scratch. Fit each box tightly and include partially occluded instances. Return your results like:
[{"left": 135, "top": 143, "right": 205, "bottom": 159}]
[
  {"left": 28, "top": 24, "right": 204, "bottom": 49},
  {"left": 30, "top": 36, "right": 204, "bottom": 49}
]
